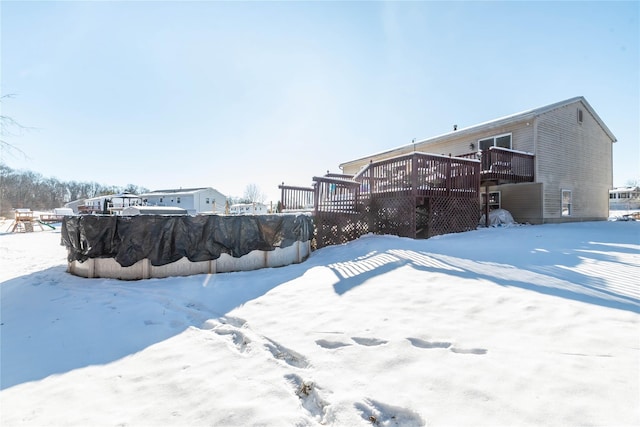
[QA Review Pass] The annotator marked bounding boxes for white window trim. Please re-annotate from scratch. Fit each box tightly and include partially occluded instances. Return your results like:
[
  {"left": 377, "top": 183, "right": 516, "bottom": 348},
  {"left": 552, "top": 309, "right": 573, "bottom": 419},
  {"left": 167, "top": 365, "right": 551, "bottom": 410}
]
[
  {"left": 477, "top": 133, "right": 512, "bottom": 150},
  {"left": 562, "top": 189, "right": 572, "bottom": 217}
]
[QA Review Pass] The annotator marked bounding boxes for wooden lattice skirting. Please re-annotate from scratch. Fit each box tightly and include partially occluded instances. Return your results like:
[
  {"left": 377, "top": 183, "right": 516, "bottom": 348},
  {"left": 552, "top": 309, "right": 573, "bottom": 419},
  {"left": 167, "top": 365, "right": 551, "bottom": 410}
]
[{"left": 314, "top": 195, "right": 480, "bottom": 248}]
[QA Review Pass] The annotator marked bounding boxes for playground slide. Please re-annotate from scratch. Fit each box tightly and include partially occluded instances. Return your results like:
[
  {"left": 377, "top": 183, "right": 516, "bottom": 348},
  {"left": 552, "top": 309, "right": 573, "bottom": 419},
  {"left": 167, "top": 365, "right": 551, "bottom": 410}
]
[{"left": 36, "top": 220, "right": 56, "bottom": 230}]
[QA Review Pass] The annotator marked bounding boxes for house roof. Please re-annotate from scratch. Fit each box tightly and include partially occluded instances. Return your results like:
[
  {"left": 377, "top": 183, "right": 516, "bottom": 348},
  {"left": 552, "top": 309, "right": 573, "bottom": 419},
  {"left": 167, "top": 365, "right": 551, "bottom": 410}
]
[
  {"left": 340, "top": 96, "right": 617, "bottom": 169},
  {"left": 147, "top": 188, "right": 209, "bottom": 194},
  {"left": 143, "top": 187, "right": 225, "bottom": 197}
]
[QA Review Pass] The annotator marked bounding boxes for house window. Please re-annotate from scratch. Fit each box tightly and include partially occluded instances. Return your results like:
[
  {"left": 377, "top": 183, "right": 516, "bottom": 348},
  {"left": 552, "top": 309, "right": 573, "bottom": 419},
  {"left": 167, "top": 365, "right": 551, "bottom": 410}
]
[
  {"left": 177, "top": 197, "right": 181, "bottom": 203},
  {"left": 206, "top": 198, "right": 210, "bottom": 204},
  {"left": 562, "top": 190, "right": 572, "bottom": 216},
  {"left": 160, "top": 197, "right": 163, "bottom": 203},
  {"left": 478, "top": 133, "right": 512, "bottom": 151},
  {"left": 577, "top": 109, "right": 583, "bottom": 124}
]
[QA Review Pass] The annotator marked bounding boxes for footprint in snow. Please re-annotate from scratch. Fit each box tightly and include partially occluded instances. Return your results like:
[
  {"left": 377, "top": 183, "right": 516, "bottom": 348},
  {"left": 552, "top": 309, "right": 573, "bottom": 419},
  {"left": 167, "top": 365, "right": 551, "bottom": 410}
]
[
  {"left": 354, "top": 397, "right": 425, "bottom": 427},
  {"left": 265, "top": 338, "right": 310, "bottom": 368},
  {"left": 213, "top": 327, "right": 252, "bottom": 353},
  {"left": 351, "top": 337, "right": 388, "bottom": 347},
  {"left": 406, "top": 337, "right": 451, "bottom": 349},
  {"left": 450, "top": 347, "right": 488, "bottom": 355},
  {"left": 407, "top": 338, "right": 487, "bottom": 354},
  {"left": 285, "top": 373, "right": 331, "bottom": 424},
  {"left": 218, "top": 315, "right": 248, "bottom": 328},
  {"left": 200, "top": 315, "right": 247, "bottom": 331},
  {"left": 315, "top": 339, "right": 352, "bottom": 349}
]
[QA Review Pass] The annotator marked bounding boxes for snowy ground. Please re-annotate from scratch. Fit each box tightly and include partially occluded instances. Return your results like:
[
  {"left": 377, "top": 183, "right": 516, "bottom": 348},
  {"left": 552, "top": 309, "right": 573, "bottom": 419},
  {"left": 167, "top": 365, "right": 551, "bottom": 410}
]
[{"left": 0, "top": 219, "right": 639, "bottom": 426}]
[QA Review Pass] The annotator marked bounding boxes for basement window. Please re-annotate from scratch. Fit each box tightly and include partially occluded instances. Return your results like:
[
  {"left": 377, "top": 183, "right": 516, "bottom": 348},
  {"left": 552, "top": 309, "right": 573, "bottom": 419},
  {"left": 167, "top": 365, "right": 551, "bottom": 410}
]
[
  {"left": 562, "top": 190, "right": 572, "bottom": 216},
  {"left": 481, "top": 191, "right": 501, "bottom": 211}
]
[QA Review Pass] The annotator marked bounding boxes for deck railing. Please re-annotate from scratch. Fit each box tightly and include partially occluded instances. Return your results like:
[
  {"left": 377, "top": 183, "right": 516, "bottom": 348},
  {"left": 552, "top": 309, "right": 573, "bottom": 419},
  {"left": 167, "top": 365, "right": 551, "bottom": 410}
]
[
  {"left": 278, "top": 184, "right": 315, "bottom": 212},
  {"left": 282, "top": 152, "right": 482, "bottom": 214},
  {"left": 458, "top": 147, "right": 534, "bottom": 183},
  {"left": 354, "top": 152, "right": 480, "bottom": 198},
  {"left": 313, "top": 176, "right": 361, "bottom": 213}
]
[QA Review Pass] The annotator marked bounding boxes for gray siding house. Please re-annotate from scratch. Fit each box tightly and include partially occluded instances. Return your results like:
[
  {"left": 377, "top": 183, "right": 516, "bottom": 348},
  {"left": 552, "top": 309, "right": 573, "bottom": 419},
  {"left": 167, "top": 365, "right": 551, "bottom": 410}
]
[
  {"left": 339, "top": 97, "right": 616, "bottom": 224},
  {"left": 140, "top": 187, "right": 226, "bottom": 215}
]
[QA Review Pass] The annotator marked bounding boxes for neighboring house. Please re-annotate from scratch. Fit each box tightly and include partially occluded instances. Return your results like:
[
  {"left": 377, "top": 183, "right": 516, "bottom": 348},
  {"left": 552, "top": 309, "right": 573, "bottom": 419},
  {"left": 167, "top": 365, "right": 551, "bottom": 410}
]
[
  {"left": 64, "top": 199, "right": 85, "bottom": 214},
  {"left": 80, "top": 193, "right": 142, "bottom": 214},
  {"left": 229, "top": 203, "right": 269, "bottom": 215},
  {"left": 339, "top": 96, "right": 616, "bottom": 224},
  {"left": 140, "top": 187, "right": 226, "bottom": 215},
  {"left": 609, "top": 187, "right": 640, "bottom": 211}
]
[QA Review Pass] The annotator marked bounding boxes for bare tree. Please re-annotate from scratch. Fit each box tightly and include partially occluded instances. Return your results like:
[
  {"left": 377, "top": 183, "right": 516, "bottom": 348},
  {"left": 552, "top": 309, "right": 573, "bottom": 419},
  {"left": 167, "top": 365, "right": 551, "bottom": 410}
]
[
  {"left": 123, "top": 184, "right": 149, "bottom": 195},
  {"left": 625, "top": 177, "right": 640, "bottom": 188},
  {"left": 0, "top": 94, "right": 31, "bottom": 161},
  {"left": 0, "top": 163, "right": 149, "bottom": 217},
  {"left": 243, "top": 183, "right": 266, "bottom": 204},
  {"left": 0, "top": 94, "right": 30, "bottom": 216}
]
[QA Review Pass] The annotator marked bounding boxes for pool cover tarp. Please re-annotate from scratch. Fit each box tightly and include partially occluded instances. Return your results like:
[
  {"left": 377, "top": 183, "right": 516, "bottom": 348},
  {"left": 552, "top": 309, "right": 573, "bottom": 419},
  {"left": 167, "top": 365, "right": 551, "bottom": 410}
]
[{"left": 61, "top": 214, "right": 314, "bottom": 267}]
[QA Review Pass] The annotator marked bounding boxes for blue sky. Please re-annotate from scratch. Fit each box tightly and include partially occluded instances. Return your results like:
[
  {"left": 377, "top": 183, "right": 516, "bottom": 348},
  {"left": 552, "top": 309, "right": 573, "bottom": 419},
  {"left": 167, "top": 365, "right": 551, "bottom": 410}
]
[{"left": 2, "top": 1, "right": 638, "bottom": 203}]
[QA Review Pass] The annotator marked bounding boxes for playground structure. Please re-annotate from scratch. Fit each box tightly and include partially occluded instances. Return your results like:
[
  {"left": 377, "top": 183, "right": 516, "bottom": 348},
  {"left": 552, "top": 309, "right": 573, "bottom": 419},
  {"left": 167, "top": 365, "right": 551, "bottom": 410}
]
[{"left": 6, "top": 209, "right": 58, "bottom": 233}]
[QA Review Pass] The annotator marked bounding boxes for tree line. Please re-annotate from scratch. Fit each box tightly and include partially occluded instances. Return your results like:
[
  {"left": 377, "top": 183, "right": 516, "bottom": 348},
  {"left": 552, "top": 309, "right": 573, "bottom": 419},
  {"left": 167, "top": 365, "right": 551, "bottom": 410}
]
[{"left": 0, "top": 164, "right": 148, "bottom": 218}]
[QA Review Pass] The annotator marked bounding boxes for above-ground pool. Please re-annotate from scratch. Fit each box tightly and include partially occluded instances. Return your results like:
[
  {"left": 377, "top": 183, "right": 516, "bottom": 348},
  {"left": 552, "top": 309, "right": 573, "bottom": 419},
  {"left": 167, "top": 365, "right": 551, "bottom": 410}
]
[{"left": 61, "top": 214, "right": 314, "bottom": 280}]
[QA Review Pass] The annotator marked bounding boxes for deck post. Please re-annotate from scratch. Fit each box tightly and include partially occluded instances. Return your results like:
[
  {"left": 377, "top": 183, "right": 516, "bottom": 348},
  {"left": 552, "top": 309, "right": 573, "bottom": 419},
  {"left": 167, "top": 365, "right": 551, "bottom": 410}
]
[
  {"left": 313, "top": 182, "right": 319, "bottom": 216},
  {"left": 484, "top": 184, "right": 490, "bottom": 227},
  {"left": 411, "top": 154, "right": 418, "bottom": 199},
  {"left": 446, "top": 155, "right": 452, "bottom": 196}
]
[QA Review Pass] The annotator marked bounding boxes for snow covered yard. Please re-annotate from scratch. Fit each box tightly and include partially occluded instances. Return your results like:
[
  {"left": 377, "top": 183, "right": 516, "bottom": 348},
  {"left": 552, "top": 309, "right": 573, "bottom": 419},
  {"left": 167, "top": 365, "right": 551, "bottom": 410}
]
[{"left": 0, "top": 221, "right": 638, "bottom": 426}]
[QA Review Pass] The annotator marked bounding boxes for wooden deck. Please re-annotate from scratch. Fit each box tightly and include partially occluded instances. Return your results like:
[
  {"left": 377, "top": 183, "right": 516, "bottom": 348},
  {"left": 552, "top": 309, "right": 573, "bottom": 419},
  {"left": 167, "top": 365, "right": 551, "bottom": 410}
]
[
  {"left": 458, "top": 147, "right": 535, "bottom": 185},
  {"left": 280, "top": 149, "right": 534, "bottom": 247}
]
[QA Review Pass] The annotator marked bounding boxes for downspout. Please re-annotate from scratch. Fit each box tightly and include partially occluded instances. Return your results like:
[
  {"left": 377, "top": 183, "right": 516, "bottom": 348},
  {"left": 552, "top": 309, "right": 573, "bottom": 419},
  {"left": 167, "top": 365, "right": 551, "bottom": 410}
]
[{"left": 533, "top": 116, "right": 538, "bottom": 180}]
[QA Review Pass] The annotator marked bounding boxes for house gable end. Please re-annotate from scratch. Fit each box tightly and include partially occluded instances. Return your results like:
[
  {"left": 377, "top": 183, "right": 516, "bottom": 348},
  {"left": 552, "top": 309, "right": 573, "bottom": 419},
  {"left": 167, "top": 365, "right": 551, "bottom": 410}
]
[
  {"left": 535, "top": 97, "right": 616, "bottom": 143},
  {"left": 339, "top": 97, "right": 615, "bottom": 173}
]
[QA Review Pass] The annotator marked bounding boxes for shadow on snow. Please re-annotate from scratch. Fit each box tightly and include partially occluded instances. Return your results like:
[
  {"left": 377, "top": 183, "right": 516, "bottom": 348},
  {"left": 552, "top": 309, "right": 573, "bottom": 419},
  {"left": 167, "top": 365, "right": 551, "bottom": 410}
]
[
  {"left": 1, "top": 222, "right": 637, "bottom": 390},
  {"left": 326, "top": 223, "right": 640, "bottom": 314},
  {"left": 0, "top": 260, "right": 310, "bottom": 390}
]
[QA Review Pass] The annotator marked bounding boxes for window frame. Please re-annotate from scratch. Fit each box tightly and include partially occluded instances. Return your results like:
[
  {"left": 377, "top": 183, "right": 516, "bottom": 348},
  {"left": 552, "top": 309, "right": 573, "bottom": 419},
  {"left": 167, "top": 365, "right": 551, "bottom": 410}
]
[
  {"left": 477, "top": 133, "right": 512, "bottom": 151},
  {"left": 481, "top": 191, "right": 501, "bottom": 211},
  {"left": 562, "top": 189, "right": 572, "bottom": 217}
]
